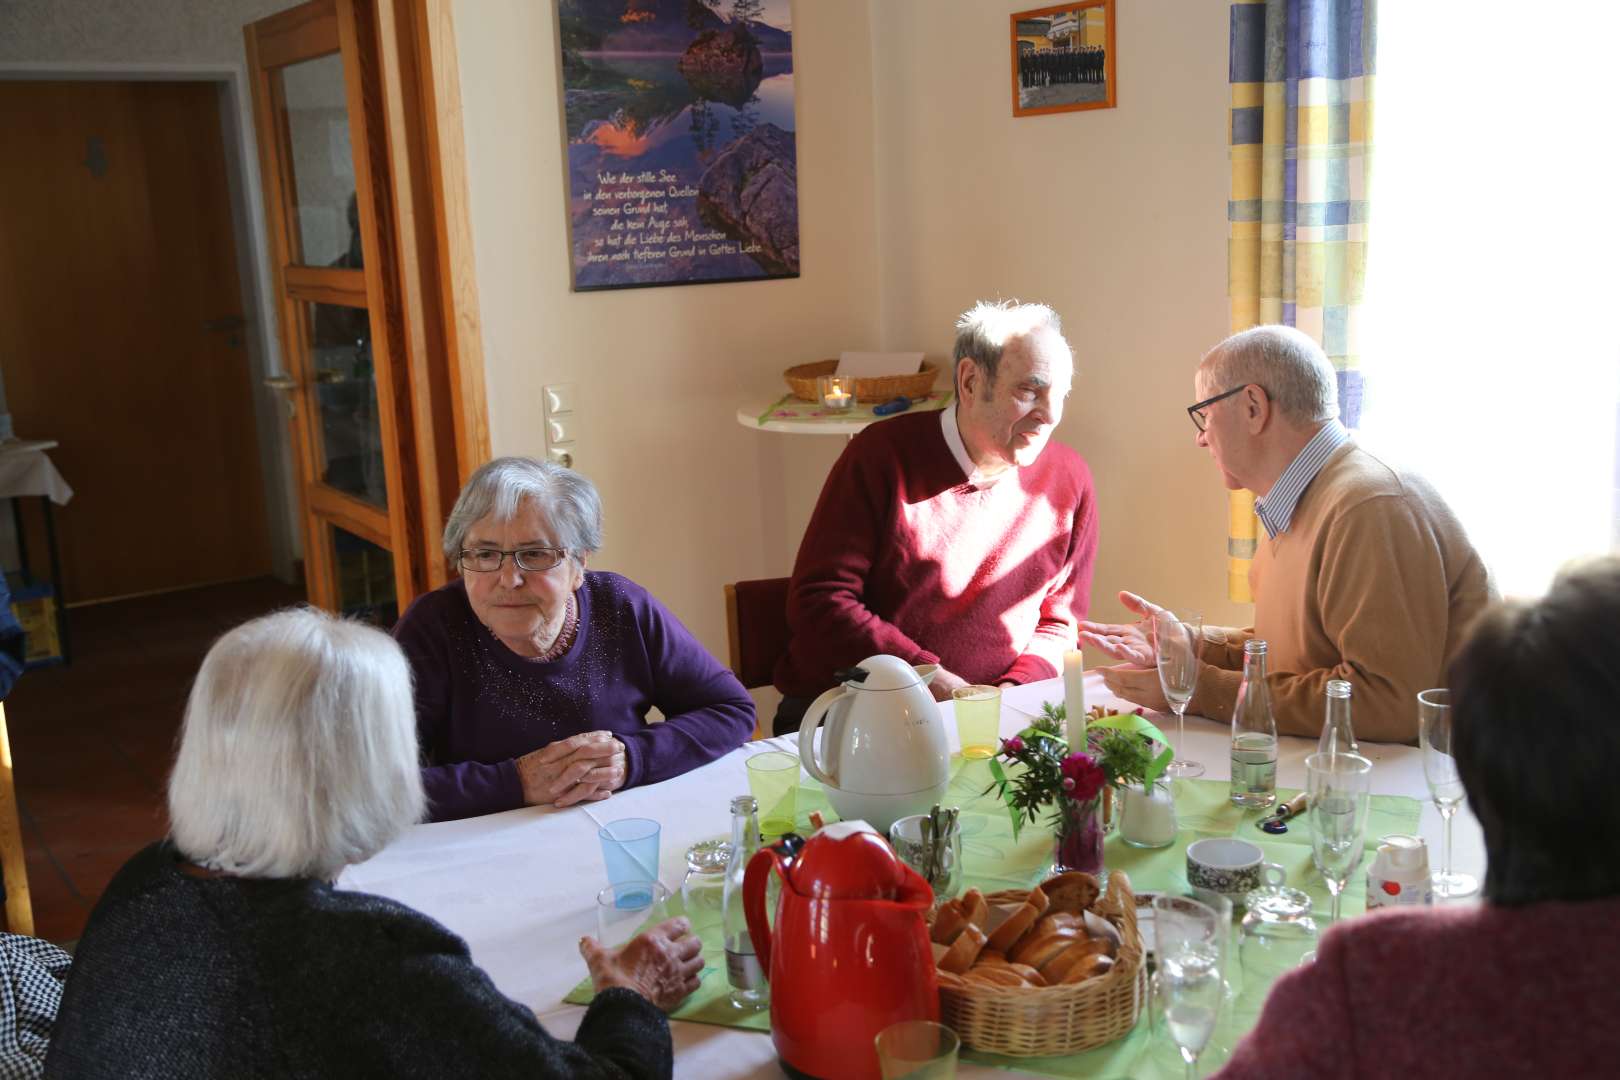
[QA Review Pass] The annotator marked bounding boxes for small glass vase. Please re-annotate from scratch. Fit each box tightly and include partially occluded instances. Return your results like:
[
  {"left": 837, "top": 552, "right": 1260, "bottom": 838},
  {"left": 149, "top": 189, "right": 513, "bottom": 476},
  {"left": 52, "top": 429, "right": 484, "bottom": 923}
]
[{"left": 1053, "top": 794, "right": 1106, "bottom": 876}]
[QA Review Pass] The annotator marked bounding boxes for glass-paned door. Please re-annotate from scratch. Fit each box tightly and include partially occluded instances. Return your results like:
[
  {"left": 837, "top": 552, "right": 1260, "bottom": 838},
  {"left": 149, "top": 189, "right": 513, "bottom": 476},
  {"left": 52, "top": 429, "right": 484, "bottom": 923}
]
[{"left": 246, "top": 0, "right": 423, "bottom": 622}]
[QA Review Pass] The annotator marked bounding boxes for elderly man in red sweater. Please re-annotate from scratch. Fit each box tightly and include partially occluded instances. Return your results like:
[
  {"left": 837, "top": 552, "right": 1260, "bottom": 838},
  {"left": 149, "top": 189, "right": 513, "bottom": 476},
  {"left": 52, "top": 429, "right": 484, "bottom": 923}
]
[{"left": 771, "top": 300, "right": 1100, "bottom": 735}]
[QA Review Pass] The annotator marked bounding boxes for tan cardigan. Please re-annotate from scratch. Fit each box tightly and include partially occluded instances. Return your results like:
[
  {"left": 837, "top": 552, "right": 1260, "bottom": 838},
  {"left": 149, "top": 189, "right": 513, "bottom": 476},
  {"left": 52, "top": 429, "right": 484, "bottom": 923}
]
[{"left": 1190, "top": 442, "right": 1491, "bottom": 743}]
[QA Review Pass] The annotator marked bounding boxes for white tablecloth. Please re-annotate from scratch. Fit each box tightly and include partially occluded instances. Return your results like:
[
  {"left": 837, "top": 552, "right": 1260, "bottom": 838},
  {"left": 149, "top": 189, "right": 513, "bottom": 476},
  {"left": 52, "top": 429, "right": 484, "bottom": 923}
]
[
  {"left": 0, "top": 441, "right": 72, "bottom": 505},
  {"left": 340, "top": 673, "right": 1485, "bottom": 1079}
]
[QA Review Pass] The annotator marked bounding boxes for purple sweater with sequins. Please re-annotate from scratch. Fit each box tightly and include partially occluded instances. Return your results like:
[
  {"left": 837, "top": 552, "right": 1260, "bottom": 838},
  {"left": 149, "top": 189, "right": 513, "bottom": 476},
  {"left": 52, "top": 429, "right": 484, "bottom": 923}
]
[{"left": 394, "top": 572, "right": 755, "bottom": 822}]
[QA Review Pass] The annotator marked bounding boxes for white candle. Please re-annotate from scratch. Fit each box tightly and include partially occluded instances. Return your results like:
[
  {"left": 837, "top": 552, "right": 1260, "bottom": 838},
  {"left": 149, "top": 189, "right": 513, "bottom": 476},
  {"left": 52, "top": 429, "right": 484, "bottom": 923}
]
[
  {"left": 823, "top": 390, "right": 852, "bottom": 409},
  {"left": 1063, "top": 649, "right": 1086, "bottom": 748}
]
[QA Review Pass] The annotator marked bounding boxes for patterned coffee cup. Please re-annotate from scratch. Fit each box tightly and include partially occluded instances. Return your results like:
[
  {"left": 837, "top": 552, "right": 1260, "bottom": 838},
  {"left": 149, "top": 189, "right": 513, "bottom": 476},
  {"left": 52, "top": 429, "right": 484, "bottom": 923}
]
[{"left": 1186, "top": 837, "right": 1286, "bottom": 897}]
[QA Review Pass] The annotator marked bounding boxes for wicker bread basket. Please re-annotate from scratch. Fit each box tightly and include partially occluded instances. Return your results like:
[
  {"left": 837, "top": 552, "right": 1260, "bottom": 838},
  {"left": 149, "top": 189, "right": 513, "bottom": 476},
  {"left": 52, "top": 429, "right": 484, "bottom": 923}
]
[
  {"left": 783, "top": 359, "right": 940, "bottom": 403},
  {"left": 934, "top": 871, "right": 1147, "bottom": 1057}
]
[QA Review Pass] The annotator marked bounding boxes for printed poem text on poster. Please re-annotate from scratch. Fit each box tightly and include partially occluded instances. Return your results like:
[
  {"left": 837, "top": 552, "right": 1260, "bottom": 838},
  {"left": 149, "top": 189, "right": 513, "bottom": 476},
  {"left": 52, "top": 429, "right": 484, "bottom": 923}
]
[{"left": 582, "top": 169, "right": 762, "bottom": 265}]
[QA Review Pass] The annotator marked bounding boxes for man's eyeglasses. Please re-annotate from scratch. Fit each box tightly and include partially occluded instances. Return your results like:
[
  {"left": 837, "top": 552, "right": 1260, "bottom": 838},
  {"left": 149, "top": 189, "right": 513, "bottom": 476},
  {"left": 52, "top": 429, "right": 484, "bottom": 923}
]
[
  {"left": 458, "top": 547, "right": 568, "bottom": 573},
  {"left": 1186, "top": 384, "right": 1255, "bottom": 433}
]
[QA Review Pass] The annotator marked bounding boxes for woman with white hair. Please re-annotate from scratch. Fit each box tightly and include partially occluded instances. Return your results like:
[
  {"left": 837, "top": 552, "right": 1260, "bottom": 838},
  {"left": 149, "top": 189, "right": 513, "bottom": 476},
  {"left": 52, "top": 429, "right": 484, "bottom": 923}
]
[
  {"left": 44, "top": 608, "right": 702, "bottom": 1079},
  {"left": 396, "top": 457, "right": 754, "bottom": 820}
]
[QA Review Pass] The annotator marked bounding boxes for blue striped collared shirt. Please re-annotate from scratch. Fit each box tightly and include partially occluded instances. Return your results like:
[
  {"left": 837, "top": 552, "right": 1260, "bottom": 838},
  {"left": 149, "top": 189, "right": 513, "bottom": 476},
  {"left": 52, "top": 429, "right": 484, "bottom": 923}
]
[{"left": 1254, "top": 421, "right": 1351, "bottom": 539}]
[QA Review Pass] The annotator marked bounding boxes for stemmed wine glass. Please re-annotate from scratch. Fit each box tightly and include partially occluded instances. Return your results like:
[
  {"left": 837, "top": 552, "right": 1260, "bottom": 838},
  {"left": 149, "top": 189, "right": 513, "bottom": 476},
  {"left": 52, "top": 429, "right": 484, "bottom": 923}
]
[
  {"left": 1418, "top": 688, "right": 1480, "bottom": 898},
  {"left": 1154, "top": 894, "right": 1225, "bottom": 1079},
  {"left": 1154, "top": 610, "right": 1204, "bottom": 779},
  {"left": 1305, "top": 751, "right": 1373, "bottom": 928}
]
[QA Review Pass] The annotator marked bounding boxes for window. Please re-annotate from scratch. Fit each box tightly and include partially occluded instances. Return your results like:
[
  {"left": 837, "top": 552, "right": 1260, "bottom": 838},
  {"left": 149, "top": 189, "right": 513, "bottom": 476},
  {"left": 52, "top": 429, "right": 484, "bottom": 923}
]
[{"left": 1359, "top": 2, "right": 1620, "bottom": 598}]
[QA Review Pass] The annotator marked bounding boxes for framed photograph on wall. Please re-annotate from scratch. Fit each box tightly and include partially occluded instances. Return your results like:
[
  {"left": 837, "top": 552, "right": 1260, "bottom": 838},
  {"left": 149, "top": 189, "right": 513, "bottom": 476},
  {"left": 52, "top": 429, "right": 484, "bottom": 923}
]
[
  {"left": 1011, "top": 0, "right": 1116, "bottom": 117},
  {"left": 556, "top": 0, "right": 799, "bottom": 291}
]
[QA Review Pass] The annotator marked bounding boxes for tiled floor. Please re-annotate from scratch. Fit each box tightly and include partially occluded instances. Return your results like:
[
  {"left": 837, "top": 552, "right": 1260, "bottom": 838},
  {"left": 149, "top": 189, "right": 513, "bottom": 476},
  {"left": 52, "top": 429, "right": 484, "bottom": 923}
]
[{"left": 7, "top": 577, "right": 304, "bottom": 943}]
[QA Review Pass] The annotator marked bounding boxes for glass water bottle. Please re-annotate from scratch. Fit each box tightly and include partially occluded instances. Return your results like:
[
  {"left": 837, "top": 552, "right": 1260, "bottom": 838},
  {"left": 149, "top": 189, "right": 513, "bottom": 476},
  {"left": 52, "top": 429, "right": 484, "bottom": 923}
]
[
  {"left": 1230, "top": 640, "right": 1279, "bottom": 810},
  {"left": 720, "top": 795, "right": 767, "bottom": 1010},
  {"left": 1317, "top": 679, "right": 1359, "bottom": 758}
]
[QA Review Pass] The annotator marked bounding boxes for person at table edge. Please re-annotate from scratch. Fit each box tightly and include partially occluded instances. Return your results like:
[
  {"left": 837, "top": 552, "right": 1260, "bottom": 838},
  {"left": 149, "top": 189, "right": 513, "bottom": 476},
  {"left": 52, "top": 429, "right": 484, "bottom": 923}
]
[
  {"left": 772, "top": 299, "right": 1100, "bottom": 734},
  {"left": 46, "top": 608, "right": 700, "bottom": 1079},
  {"left": 1215, "top": 556, "right": 1620, "bottom": 1078},
  {"left": 1081, "top": 325, "right": 1490, "bottom": 743},
  {"left": 395, "top": 457, "right": 754, "bottom": 821}
]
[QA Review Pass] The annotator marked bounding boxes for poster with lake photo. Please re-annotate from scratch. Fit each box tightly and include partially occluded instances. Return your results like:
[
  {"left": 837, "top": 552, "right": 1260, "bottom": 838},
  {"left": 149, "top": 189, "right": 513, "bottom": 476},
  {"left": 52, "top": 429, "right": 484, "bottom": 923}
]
[{"left": 559, "top": 0, "right": 798, "bottom": 290}]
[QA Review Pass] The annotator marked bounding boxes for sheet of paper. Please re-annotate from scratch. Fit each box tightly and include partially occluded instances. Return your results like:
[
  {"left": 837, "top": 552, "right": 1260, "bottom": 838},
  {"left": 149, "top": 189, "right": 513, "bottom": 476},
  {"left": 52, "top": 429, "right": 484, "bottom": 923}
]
[{"left": 834, "top": 350, "right": 924, "bottom": 378}]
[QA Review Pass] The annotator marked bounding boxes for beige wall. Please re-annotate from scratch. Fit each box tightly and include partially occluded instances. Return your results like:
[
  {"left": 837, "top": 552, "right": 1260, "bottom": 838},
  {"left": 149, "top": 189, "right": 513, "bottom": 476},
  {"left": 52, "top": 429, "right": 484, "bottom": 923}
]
[
  {"left": 452, "top": 0, "right": 879, "bottom": 707},
  {"left": 868, "top": 0, "right": 1248, "bottom": 632},
  {"left": 452, "top": 0, "right": 1248, "bottom": 697}
]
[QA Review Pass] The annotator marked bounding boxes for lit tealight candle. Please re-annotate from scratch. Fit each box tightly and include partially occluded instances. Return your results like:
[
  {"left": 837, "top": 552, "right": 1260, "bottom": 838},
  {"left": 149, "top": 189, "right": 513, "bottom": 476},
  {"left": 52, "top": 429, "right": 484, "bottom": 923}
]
[
  {"left": 823, "top": 390, "right": 852, "bottom": 409},
  {"left": 1063, "top": 649, "right": 1086, "bottom": 747}
]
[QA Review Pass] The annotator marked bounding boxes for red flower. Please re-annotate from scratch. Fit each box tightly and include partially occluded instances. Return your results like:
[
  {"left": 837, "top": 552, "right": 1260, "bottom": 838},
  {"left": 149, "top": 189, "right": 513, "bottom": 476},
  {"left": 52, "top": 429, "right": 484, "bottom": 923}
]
[
  {"left": 1059, "top": 752, "right": 1106, "bottom": 803},
  {"left": 1001, "top": 735, "right": 1026, "bottom": 756}
]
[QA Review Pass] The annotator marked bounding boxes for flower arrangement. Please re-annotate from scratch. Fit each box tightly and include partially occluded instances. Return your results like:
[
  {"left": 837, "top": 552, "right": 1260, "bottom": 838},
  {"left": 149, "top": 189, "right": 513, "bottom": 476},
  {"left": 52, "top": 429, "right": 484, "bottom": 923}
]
[{"left": 987, "top": 702, "right": 1173, "bottom": 839}]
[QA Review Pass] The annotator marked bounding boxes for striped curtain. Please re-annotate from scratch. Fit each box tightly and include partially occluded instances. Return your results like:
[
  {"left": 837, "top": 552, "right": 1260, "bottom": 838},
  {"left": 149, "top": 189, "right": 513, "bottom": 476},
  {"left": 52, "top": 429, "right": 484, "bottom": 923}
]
[{"left": 1225, "top": 0, "right": 1376, "bottom": 601}]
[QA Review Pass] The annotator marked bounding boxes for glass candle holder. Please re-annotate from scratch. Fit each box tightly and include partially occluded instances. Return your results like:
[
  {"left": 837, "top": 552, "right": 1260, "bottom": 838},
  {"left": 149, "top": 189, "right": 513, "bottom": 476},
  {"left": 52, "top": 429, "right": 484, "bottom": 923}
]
[{"left": 816, "top": 374, "right": 856, "bottom": 411}]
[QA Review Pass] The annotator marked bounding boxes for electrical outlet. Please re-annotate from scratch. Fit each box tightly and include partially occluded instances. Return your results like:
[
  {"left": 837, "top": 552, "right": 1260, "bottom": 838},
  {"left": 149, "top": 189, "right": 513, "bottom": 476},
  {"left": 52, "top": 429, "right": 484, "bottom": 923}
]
[
  {"left": 547, "top": 446, "right": 574, "bottom": 468},
  {"left": 543, "top": 383, "right": 576, "bottom": 416}
]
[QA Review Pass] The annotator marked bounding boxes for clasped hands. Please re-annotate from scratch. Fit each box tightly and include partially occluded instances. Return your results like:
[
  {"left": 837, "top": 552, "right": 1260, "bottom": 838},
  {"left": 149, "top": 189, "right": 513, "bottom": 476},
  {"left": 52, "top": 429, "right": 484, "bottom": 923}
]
[{"left": 516, "top": 730, "right": 627, "bottom": 808}]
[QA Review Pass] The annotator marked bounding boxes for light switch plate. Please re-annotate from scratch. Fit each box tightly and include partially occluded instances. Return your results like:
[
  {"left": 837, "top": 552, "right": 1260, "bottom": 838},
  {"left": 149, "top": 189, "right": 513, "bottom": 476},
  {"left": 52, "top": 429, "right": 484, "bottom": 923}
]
[
  {"left": 547, "top": 417, "right": 574, "bottom": 445},
  {"left": 543, "top": 383, "right": 576, "bottom": 416}
]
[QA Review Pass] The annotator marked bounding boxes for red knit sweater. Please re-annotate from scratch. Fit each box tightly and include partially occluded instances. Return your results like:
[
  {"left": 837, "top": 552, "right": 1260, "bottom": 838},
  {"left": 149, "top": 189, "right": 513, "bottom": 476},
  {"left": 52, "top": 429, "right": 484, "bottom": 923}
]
[
  {"left": 774, "top": 410, "right": 1098, "bottom": 697},
  {"left": 1215, "top": 896, "right": 1620, "bottom": 1078}
]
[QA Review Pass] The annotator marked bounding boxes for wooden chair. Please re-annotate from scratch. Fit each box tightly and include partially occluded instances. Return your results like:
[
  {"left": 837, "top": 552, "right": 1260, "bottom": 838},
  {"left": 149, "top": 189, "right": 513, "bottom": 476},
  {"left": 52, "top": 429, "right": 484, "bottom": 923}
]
[
  {"left": 723, "top": 578, "right": 792, "bottom": 740},
  {"left": 0, "top": 703, "right": 33, "bottom": 934}
]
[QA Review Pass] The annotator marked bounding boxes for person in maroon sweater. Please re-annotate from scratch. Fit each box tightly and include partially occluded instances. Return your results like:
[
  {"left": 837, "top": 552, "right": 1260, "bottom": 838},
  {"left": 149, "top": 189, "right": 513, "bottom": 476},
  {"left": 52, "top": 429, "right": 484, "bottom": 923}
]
[
  {"left": 773, "top": 300, "right": 1099, "bottom": 734},
  {"left": 1214, "top": 556, "right": 1620, "bottom": 1078}
]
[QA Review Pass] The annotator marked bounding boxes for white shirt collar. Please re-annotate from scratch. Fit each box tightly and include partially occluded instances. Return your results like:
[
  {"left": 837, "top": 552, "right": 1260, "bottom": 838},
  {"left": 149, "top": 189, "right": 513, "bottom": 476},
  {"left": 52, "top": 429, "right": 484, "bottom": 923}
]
[
  {"left": 1255, "top": 420, "right": 1352, "bottom": 538},
  {"left": 940, "top": 402, "right": 1004, "bottom": 487}
]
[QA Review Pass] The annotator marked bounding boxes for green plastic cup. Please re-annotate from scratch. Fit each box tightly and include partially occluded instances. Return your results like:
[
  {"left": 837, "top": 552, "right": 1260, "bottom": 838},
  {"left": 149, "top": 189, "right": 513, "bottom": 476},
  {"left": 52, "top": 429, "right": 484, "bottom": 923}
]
[
  {"left": 952, "top": 684, "right": 1001, "bottom": 760},
  {"left": 745, "top": 751, "right": 801, "bottom": 837}
]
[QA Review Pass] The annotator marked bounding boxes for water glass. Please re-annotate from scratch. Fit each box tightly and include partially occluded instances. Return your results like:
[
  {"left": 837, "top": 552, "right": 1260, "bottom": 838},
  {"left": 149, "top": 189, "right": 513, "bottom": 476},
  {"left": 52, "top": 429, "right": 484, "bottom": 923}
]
[
  {"left": 745, "top": 751, "right": 801, "bottom": 837},
  {"left": 1157, "top": 941, "right": 1224, "bottom": 1079},
  {"left": 679, "top": 839, "right": 730, "bottom": 933},
  {"left": 1154, "top": 610, "right": 1204, "bottom": 779},
  {"left": 889, "top": 812, "right": 963, "bottom": 902},
  {"left": 594, "top": 880, "right": 670, "bottom": 949},
  {"left": 951, "top": 684, "right": 1000, "bottom": 760},
  {"left": 875, "top": 1020, "right": 959, "bottom": 1079},
  {"left": 1238, "top": 886, "right": 1317, "bottom": 1005},
  {"left": 1418, "top": 688, "right": 1480, "bottom": 898},
  {"left": 1305, "top": 752, "right": 1373, "bottom": 927},
  {"left": 598, "top": 818, "right": 661, "bottom": 888}
]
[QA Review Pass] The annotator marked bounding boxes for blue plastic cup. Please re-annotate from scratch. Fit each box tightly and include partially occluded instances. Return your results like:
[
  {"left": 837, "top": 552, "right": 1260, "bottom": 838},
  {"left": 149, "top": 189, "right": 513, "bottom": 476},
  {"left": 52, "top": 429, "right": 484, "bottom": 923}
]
[{"left": 598, "top": 818, "right": 661, "bottom": 888}]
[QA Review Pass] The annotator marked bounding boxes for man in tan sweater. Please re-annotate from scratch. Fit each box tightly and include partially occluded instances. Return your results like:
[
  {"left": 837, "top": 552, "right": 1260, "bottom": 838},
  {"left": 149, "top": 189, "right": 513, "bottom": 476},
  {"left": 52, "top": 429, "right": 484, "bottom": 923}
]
[{"left": 1080, "top": 326, "right": 1491, "bottom": 743}]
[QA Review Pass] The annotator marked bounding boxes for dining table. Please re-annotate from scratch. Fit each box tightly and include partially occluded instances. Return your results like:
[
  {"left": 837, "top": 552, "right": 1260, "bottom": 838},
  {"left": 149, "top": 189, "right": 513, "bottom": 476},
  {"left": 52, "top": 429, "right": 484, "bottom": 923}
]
[{"left": 340, "top": 671, "right": 1485, "bottom": 1078}]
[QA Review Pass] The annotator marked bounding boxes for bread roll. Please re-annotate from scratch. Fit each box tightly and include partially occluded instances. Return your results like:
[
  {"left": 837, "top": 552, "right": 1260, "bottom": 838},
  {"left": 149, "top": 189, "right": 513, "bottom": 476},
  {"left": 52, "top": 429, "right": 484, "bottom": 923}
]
[
  {"left": 976, "top": 948, "right": 1008, "bottom": 967},
  {"left": 938, "top": 924, "right": 988, "bottom": 974},
  {"left": 1004, "top": 962, "right": 1047, "bottom": 987},
  {"left": 1041, "top": 872, "right": 1101, "bottom": 915},
  {"left": 1082, "top": 910, "right": 1123, "bottom": 952},
  {"left": 1038, "top": 937, "right": 1114, "bottom": 983},
  {"left": 986, "top": 898, "right": 1043, "bottom": 952},
  {"left": 1056, "top": 952, "right": 1114, "bottom": 984},
  {"left": 931, "top": 900, "right": 968, "bottom": 945},
  {"left": 1033, "top": 912, "right": 1086, "bottom": 937},
  {"left": 1009, "top": 927, "right": 1083, "bottom": 970},
  {"left": 962, "top": 889, "right": 990, "bottom": 931}
]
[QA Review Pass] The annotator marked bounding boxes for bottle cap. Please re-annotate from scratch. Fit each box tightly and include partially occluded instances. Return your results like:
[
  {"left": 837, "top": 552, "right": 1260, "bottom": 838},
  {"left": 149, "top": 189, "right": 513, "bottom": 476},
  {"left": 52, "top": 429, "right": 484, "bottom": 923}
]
[{"left": 1380, "top": 834, "right": 1428, "bottom": 873}]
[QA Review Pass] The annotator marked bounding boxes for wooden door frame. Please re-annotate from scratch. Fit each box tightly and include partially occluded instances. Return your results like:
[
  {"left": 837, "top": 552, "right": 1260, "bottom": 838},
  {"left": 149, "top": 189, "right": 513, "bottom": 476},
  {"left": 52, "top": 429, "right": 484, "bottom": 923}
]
[
  {"left": 0, "top": 61, "right": 303, "bottom": 588},
  {"left": 243, "top": 0, "right": 489, "bottom": 613}
]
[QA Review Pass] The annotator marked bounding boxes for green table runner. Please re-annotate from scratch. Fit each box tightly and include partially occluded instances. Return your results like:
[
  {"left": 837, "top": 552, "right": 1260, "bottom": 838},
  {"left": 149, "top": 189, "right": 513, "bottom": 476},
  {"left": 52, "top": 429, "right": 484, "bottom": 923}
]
[{"left": 566, "top": 759, "right": 1422, "bottom": 1077}]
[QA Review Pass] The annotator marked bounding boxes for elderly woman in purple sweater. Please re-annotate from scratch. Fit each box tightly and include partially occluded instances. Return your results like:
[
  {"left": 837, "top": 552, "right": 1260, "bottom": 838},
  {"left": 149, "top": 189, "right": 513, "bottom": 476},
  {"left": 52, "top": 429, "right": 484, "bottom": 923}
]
[{"left": 395, "top": 457, "right": 754, "bottom": 821}]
